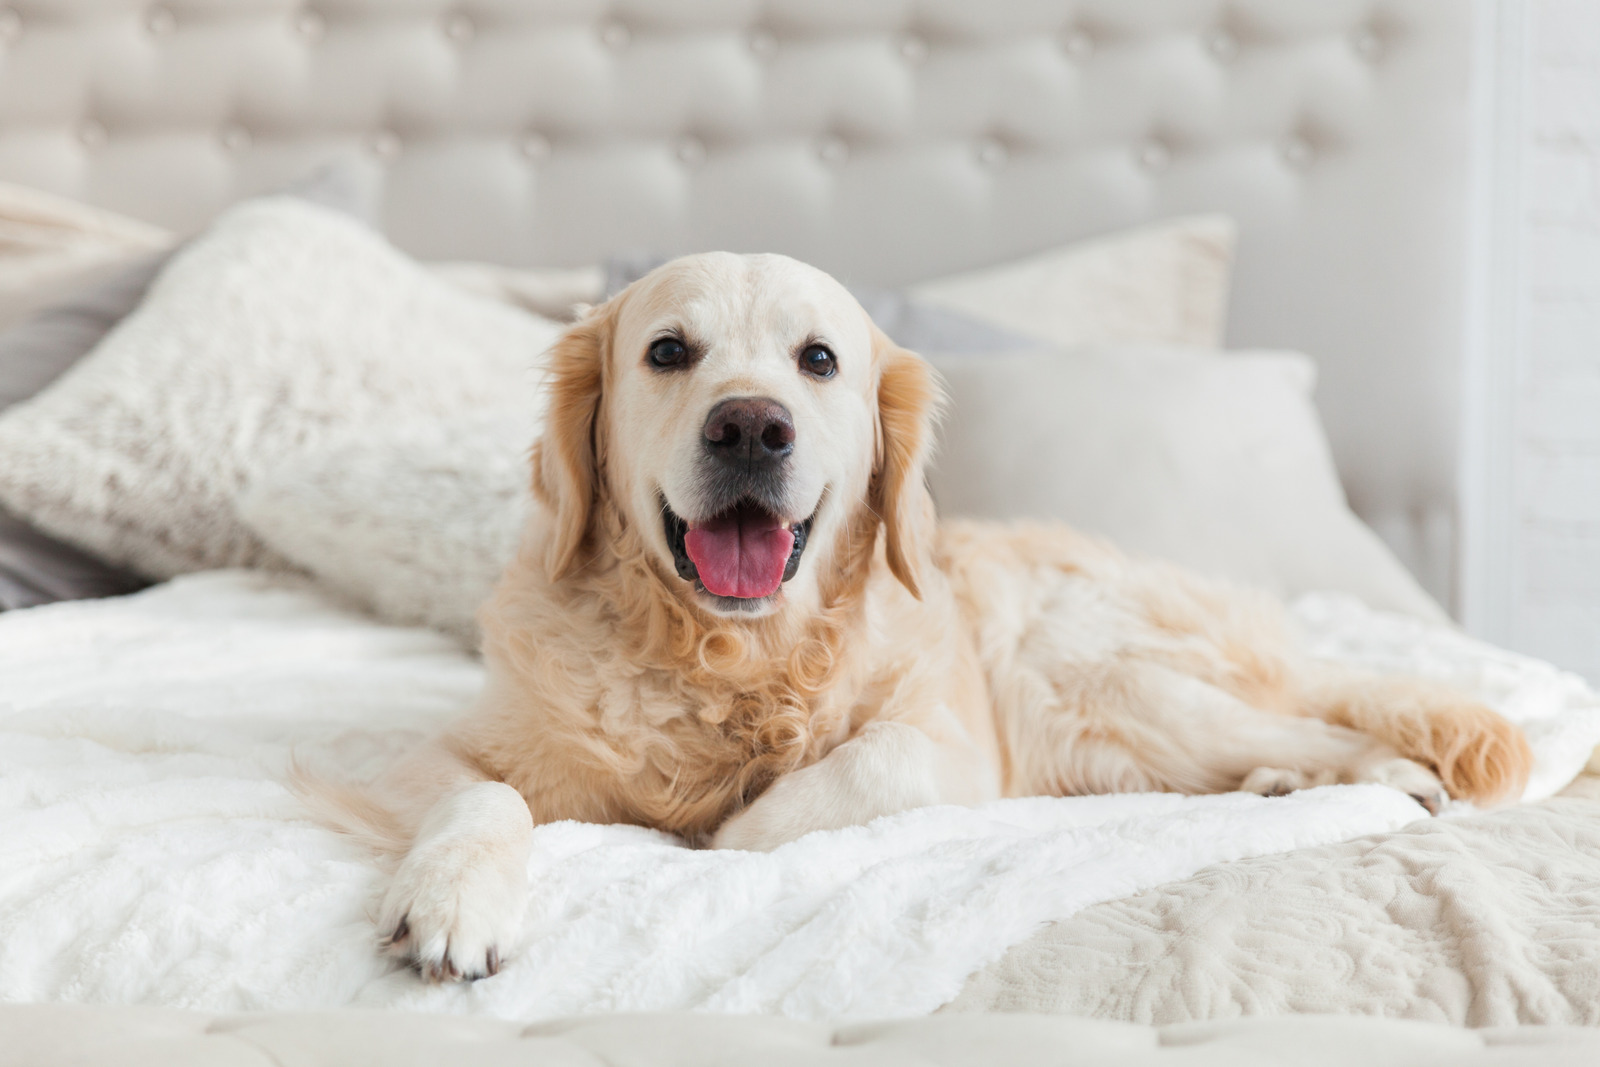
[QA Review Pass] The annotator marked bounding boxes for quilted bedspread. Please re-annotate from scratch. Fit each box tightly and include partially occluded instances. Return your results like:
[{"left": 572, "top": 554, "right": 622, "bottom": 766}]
[{"left": 949, "top": 788, "right": 1600, "bottom": 1025}]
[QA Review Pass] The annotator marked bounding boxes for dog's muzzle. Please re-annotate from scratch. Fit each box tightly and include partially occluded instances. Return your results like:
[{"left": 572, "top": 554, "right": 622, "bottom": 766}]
[{"left": 661, "top": 395, "right": 815, "bottom": 602}]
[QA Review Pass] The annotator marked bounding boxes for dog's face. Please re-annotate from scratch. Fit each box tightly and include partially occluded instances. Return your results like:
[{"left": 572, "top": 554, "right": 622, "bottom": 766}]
[
  {"left": 607, "top": 254, "right": 877, "bottom": 616},
  {"left": 532, "top": 252, "right": 938, "bottom": 619}
]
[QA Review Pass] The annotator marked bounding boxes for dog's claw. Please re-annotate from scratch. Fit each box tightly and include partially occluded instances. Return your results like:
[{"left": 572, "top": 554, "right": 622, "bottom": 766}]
[
  {"left": 1410, "top": 791, "right": 1446, "bottom": 816},
  {"left": 381, "top": 914, "right": 410, "bottom": 949}
]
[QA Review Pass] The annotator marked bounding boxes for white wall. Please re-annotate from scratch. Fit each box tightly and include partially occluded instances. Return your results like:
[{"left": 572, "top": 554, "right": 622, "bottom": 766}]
[{"left": 1469, "top": 0, "right": 1600, "bottom": 683}]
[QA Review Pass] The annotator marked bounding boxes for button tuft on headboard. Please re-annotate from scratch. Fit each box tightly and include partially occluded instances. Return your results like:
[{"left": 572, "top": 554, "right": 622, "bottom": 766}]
[
  {"left": 145, "top": 6, "right": 175, "bottom": 37},
  {"left": 77, "top": 121, "right": 107, "bottom": 150},
  {"left": 675, "top": 136, "right": 706, "bottom": 167},
  {"left": 364, "top": 130, "right": 401, "bottom": 161},
  {"left": 899, "top": 34, "right": 929, "bottom": 64},
  {"left": 747, "top": 28, "right": 776, "bottom": 59},
  {"left": 1136, "top": 139, "right": 1170, "bottom": 172},
  {"left": 599, "top": 20, "right": 630, "bottom": 51},
  {"left": 1351, "top": 27, "right": 1384, "bottom": 62},
  {"left": 219, "top": 125, "right": 251, "bottom": 153},
  {"left": 293, "top": 9, "right": 324, "bottom": 42},
  {"left": 816, "top": 136, "right": 848, "bottom": 166},
  {"left": 442, "top": 12, "right": 474, "bottom": 45},
  {"left": 1059, "top": 28, "right": 1093, "bottom": 60},
  {"left": 1204, "top": 28, "right": 1238, "bottom": 62},
  {"left": 517, "top": 132, "right": 551, "bottom": 163},
  {"left": 975, "top": 139, "right": 1007, "bottom": 169},
  {"left": 1280, "top": 135, "right": 1313, "bottom": 169}
]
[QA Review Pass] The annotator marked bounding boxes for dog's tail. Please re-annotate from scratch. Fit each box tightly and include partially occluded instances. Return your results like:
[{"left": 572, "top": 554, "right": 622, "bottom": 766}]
[{"left": 288, "top": 749, "right": 412, "bottom": 859}]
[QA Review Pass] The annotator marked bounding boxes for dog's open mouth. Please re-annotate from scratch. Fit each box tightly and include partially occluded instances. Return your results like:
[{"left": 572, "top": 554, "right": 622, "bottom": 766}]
[{"left": 663, "top": 498, "right": 812, "bottom": 601}]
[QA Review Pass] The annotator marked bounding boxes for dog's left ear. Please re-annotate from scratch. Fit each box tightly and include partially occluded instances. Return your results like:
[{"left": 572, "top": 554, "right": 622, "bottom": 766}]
[{"left": 870, "top": 325, "right": 944, "bottom": 600}]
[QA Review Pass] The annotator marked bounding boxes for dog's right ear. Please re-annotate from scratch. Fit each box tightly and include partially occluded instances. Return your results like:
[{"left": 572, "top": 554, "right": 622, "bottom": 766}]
[{"left": 529, "top": 303, "right": 613, "bottom": 582}]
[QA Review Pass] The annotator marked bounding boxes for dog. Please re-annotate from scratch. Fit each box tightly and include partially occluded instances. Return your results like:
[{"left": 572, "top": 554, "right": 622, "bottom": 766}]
[{"left": 327, "top": 251, "right": 1532, "bottom": 983}]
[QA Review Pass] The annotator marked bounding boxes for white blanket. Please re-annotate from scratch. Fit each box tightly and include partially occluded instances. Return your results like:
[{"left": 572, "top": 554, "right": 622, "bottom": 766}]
[{"left": 1, "top": 573, "right": 1597, "bottom": 1021}]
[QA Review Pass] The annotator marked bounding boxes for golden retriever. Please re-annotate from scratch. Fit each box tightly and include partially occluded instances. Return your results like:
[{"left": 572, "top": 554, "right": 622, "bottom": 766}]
[{"left": 332, "top": 252, "right": 1532, "bottom": 983}]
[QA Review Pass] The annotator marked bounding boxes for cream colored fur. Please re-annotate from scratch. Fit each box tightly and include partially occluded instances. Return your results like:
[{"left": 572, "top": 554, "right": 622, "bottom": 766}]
[{"left": 334, "top": 253, "right": 1532, "bottom": 983}]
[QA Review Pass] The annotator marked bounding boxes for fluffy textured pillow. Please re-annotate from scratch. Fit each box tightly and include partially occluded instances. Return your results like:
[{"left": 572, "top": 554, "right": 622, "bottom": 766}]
[
  {"left": 238, "top": 413, "right": 533, "bottom": 646},
  {"left": 908, "top": 215, "right": 1236, "bottom": 349},
  {"left": 0, "top": 163, "right": 387, "bottom": 609},
  {"left": 0, "top": 197, "right": 563, "bottom": 579},
  {"left": 926, "top": 346, "right": 1447, "bottom": 622}
]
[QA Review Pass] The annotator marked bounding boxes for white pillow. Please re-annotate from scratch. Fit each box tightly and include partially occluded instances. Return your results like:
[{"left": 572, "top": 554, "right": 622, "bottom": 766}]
[
  {"left": 0, "top": 197, "right": 563, "bottom": 578},
  {"left": 908, "top": 215, "right": 1236, "bottom": 350},
  {"left": 927, "top": 346, "right": 1448, "bottom": 622},
  {"left": 238, "top": 414, "right": 533, "bottom": 647}
]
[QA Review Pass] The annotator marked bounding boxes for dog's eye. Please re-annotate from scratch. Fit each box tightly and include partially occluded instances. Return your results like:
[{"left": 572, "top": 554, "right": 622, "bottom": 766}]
[
  {"left": 647, "top": 337, "right": 689, "bottom": 370},
  {"left": 799, "top": 344, "right": 837, "bottom": 379}
]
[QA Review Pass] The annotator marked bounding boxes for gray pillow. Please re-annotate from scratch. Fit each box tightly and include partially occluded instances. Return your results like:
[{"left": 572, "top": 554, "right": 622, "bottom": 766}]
[
  {"left": 0, "top": 251, "right": 170, "bottom": 414},
  {"left": 0, "top": 256, "right": 165, "bottom": 608},
  {"left": 850, "top": 288, "right": 1034, "bottom": 355},
  {"left": 0, "top": 160, "right": 377, "bottom": 610},
  {"left": 0, "top": 511, "right": 146, "bottom": 609}
]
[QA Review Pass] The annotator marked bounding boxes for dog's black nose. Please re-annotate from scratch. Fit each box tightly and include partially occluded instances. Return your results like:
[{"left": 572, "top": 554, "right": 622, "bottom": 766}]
[{"left": 703, "top": 397, "right": 794, "bottom": 467}]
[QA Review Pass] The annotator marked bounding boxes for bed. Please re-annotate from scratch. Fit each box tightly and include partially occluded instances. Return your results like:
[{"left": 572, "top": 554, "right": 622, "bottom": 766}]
[{"left": 5, "top": 0, "right": 1600, "bottom": 1062}]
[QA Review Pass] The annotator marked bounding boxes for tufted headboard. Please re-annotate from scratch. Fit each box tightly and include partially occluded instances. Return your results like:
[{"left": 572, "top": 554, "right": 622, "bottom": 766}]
[{"left": 0, "top": 0, "right": 1478, "bottom": 610}]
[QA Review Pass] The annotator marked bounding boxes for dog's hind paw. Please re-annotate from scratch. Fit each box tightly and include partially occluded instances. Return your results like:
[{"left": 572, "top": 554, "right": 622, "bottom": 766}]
[
  {"left": 1240, "top": 766, "right": 1313, "bottom": 797},
  {"left": 1356, "top": 755, "right": 1449, "bottom": 815}
]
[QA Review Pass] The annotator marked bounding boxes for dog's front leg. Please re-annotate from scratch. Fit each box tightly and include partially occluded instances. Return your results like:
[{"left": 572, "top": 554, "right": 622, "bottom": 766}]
[
  {"left": 710, "top": 721, "right": 949, "bottom": 851},
  {"left": 378, "top": 778, "right": 533, "bottom": 982}
]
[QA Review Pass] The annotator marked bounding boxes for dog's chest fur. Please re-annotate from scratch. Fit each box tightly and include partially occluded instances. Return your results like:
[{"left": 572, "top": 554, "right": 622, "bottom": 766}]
[{"left": 473, "top": 567, "right": 871, "bottom": 841}]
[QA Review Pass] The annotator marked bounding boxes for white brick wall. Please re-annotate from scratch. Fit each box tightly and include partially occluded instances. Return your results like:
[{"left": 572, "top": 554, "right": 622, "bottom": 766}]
[{"left": 1506, "top": 0, "right": 1600, "bottom": 682}]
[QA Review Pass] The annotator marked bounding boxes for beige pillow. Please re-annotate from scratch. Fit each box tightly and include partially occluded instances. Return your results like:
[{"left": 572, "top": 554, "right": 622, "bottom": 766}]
[
  {"left": 908, "top": 215, "right": 1236, "bottom": 350},
  {"left": 0, "top": 197, "right": 563, "bottom": 579},
  {"left": 0, "top": 182, "right": 172, "bottom": 333},
  {"left": 927, "top": 345, "right": 1448, "bottom": 622}
]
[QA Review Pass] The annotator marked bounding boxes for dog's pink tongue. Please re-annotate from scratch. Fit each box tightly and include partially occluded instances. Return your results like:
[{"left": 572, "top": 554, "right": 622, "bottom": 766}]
[{"left": 685, "top": 509, "right": 795, "bottom": 599}]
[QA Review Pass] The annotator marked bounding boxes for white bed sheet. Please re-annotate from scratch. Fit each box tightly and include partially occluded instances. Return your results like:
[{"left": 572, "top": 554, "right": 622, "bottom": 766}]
[{"left": 1, "top": 572, "right": 1596, "bottom": 1022}]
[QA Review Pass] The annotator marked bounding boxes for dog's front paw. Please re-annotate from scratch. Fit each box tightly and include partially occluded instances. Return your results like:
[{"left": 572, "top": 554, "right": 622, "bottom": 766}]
[{"left": 378, "top": 782, "right": 531, "bottom": 982}]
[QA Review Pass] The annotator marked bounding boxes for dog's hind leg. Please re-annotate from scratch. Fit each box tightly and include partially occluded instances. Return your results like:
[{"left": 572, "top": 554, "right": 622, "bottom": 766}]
[
  {"left": 1293, "top": 666, "right": 1533, "bottom": 807},
  {"left": 1007, "top": 660, "right": 1450, "bottom": 812}
]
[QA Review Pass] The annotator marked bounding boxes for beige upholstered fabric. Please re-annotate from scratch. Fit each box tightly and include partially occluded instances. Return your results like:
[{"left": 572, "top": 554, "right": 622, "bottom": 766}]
[
  {"left": 2, "top": 1005, "right": 1599, "bottom": 1067},
  {"left": 0, "top": 0, "right": 1478, "bottom": 607}
]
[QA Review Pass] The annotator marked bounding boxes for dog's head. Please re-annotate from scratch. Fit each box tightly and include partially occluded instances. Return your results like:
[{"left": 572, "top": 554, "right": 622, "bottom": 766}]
[{"left": 530, "top": 252, "right": 940, "bottom": 619}]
